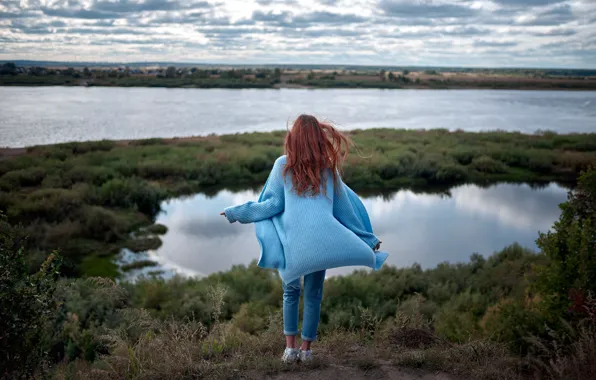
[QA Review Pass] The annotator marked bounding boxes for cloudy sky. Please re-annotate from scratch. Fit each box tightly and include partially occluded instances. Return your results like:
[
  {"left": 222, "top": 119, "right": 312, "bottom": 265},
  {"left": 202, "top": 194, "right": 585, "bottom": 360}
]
[{"left": 1, "top": 0, "right": 595, "bottom": 67}]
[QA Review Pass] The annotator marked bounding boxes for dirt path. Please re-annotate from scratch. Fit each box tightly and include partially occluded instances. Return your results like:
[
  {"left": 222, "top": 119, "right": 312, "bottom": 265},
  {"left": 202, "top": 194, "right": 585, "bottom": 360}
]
[{"left": 267, "top": 364, "right": 462, "bottom": 380}]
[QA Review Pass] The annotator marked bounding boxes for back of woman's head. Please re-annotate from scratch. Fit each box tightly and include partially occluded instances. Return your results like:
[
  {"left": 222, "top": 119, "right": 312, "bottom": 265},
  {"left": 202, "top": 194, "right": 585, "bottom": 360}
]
[{"left": 283, "top": 114, "right": 351, "bottom": 196}]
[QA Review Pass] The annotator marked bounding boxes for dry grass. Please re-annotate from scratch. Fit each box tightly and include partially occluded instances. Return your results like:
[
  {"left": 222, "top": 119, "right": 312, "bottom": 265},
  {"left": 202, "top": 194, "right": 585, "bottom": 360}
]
[
  {"left": 529, "top": 324, "right": 596, "bottom": 380},
  {"left": 51, "top": 284, "right": 595, "bottom": 380},
  {"left": 526, "top": 294, "right": 596, "bottom": 380}
]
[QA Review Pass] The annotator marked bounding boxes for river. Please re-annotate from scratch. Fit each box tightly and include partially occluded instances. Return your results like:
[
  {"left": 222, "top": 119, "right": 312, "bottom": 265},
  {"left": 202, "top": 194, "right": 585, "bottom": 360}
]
[
  {"left": 118, "top": 182, "right": 568, "bottom": 281},
  {"left": 1, "top": 87, "right": 595, "bottom": 147}
]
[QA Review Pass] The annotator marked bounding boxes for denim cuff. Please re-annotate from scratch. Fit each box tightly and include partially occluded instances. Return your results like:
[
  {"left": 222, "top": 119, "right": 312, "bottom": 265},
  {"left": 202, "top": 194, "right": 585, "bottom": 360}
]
[
  {"left": 301, "top": 334, "right": 317, "bottom": 342},
  {"left": 284, "top": 330, "right": 299, "bottom": 336}
]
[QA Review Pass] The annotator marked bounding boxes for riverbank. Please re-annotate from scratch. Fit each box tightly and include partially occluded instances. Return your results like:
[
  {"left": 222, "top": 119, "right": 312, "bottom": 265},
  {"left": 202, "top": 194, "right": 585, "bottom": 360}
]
[
  {"left": 3, "top": 74, "right": 596, "bottom": 90},
  {"left": 3, "top": 64, "right": 596, "bottom": 90},
  {"left": 1, "top": 129, "right": 595, "bottom": 277}
]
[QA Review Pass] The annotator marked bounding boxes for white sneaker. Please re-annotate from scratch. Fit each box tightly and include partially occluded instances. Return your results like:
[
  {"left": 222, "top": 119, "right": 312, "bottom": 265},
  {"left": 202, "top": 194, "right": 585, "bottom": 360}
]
[
  {"left": 299, "top": 349, "right": 313, "bottom": 362},
  {"left": 281, "top": 348, "right": 299, "bottom": 363}
]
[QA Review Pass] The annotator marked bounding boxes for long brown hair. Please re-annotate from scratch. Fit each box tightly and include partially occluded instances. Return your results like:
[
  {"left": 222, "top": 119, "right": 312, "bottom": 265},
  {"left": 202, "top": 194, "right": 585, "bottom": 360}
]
[{"left": 283, "top": 114, "right": 351, "bottom": 196}]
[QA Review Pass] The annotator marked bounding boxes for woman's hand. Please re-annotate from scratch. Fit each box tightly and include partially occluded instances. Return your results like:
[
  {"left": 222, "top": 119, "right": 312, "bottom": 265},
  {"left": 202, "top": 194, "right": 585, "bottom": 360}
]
[{"left": 374, "top": 241, "right": 382, "bottom": 251}]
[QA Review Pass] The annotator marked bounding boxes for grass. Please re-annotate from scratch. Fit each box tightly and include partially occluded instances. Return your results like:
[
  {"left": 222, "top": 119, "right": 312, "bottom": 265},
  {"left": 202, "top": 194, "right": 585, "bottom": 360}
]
[
  {"left": 50, "top": 279, "right": 524, "bottom": 380},
  {"left": 49, "top": 276, "right": 596, "bottom": 380},
  {"left": 1, "top": 129, "right": 595, "bottom": 277}
]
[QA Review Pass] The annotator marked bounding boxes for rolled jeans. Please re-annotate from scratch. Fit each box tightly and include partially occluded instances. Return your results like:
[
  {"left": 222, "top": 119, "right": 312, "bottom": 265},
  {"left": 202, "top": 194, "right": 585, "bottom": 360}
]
[{"left": 282, "top": 270, "right": 326, "bottom": 342}]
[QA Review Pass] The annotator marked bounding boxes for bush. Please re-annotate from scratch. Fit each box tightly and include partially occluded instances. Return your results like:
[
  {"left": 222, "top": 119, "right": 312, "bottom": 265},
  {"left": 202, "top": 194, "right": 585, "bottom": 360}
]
[
  {"left": 528, "top": 155, "right": 553, "bottom": 173},
  {"left": 533, "top": 166, "right": 596, "bottom": 324},
  {"left": 451, "top": 149, "right": 477, "bottom": 165},
  {"left": 0, "top": 167, "right": 46, "bottom": 190},
  {"left": 10, "top": 188, "right": 84, "bottom": 222},
  {"left": 99, "top": 178, "right": 163, "bottom": 216},
  {"left": 378, "top": 162, "right": 403, "bottom": 180},
  {"left": 246, "top": 156, "right": 272, "bottom": 174},
  {"left": 434, "top": 164, "right": 468, "bottom": 183},
  {"left": 0, "top": 215, "right": 61, "bottom": 378},
  {"left": 79, "top": 206, "right": 127, "bottom": 242},
  {"left": 65, "top": 166, "right": 117, "bottom": 186},
  {"left": 232, "top": 302, "right": 276, "bottom": 334},
  {"left": 434, "top": 291, "right": 487, "bottom": 342},
  {"left": 471, "top": 156, "right": 507, "bottom": 173}
]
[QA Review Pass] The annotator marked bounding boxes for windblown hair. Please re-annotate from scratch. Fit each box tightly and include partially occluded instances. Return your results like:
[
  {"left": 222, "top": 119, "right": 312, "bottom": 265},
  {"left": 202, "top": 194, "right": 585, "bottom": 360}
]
[{"left": 283, "top": 114, "right": 351, "bottom": 196}]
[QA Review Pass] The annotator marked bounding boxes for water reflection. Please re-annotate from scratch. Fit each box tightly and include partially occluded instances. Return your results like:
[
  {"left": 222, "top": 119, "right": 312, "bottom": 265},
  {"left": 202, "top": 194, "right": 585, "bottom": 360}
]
[{"left": 129, "top": 183, "right": 567, "bottom": 279}]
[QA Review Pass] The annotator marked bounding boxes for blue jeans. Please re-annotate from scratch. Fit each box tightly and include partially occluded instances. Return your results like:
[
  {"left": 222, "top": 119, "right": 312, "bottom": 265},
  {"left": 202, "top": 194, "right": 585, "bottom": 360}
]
[{"left": 282, "top": 270, "right": 326, "bottom": 341}]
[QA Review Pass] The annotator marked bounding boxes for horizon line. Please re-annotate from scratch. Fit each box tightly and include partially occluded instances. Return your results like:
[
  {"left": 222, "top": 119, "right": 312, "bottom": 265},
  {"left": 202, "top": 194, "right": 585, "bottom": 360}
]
[{"left": 1, "top": 59, "right": 594, "bottom": 71}]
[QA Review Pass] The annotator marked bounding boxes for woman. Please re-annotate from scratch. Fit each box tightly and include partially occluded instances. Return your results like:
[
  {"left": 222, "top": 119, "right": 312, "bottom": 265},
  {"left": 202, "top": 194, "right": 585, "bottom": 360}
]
[{"left": 221, "top": 114, "right": 387, "bottom": 363}]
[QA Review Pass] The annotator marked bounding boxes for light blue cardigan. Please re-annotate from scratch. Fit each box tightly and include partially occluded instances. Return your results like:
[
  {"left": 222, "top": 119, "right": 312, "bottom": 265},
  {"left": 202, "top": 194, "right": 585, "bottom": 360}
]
[{"left": 224, "top": 155, "right": 388, "bottom": 283}]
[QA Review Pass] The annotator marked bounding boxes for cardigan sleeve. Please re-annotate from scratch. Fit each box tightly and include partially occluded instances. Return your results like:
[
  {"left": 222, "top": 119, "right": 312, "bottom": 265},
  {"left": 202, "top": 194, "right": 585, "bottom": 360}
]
[
  {"left": 333, "top": 179, "right": 380, "bottom": 249},
  {"left": 224, "top": 157, "right": 285, "bottom": 224}
]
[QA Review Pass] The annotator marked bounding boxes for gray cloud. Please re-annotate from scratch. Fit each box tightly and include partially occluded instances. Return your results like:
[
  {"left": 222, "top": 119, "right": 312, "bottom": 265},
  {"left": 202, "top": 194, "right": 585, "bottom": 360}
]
[
  {"left": 251, "top": 10, "right": 292, "bottom": 24},
  {"left": 256, "top": 0, "right": 297, "bottom": 4},
  {"left": 139, "top": 11, "right": 209, "bottom": 25},
  {"left": 200, "top": 26, "right": 268, "bottom": 36},
  {"left": 531, "top": 28, "right": 576, "bottom": 36},
  {"left": 93, "top": 0, "right": 212, "bottom": 13},
  {"left": 89, "top": 38, "right": 164, "bottom": 45},
  {"left": 379, "top": 26, "right": 492, "bottom": 39},
  {"left": 491, "top": 0, "right": 566, "bottom": 6},
  {"left": 0, "top": 10, "right": 38, "bottom": 19},
  {"left": 517, "top": 4, "right": 575, "bottom": 26},
  {"left": 283, "top": 28, "right": 363, "bottom": 38},
  {"left": 379, "top": 0, "right": 478, "bottom": 18},
  {"left": 41, "top": 0, "right": 212, "bottom": 19},
  {"left": 474, "top": 40, "right": 519, "bottom": 47},
  {"left": 40, "top": 7, "right": 119, "bottom": 19},
  {"left": 65, "top": 27, "right": 151, "bottom": 35},
  {"left": 442, "top": 26, "right": 492, "bottom": 36},
  {"left": 251, "top": 10, "right": 366, "bottom": 28},
  {"left": 291, "top": 11, "right": 367, "bottom": 25}
]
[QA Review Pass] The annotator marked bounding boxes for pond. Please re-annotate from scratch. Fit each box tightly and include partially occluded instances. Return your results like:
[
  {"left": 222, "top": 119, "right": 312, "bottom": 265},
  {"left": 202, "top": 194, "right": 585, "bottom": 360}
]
[{"left": 118, "top": 182, "right": 568, "bottom": 280}]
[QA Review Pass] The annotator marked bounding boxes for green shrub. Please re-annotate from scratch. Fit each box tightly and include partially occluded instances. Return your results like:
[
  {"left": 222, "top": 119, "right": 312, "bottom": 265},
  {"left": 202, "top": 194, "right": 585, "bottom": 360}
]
[
  {"left": 534, "top": 166, "right": 596, "bottom": 323},
  {"left": 10, "top": 188, "right": 83, "bottom": 222},
  {"left": 434, "top": 163, "right": 468, "bottom": 183},
  {"left": 0, "top": 167, "right": 46, "bottom": 190},
  {"left": 451, "top": 149, "right": 477, "bottom": 165},
  {"left": 246, "top": 156, "right": 271, "bottom": 174},
  {"left": 65, "top": 166, "right": 117, "bottom": 186},
  {"left": 378, "top": 162, "right": 403, "bottom": 180},
  {"left": 61, "top": 140, "right": 115, "bottom": 154},
  {"left": 434, "top": 291, "right": 487, "bottom": 342},
  {"left": 528, "top": 154, "right": 553, "bottom": 173},
  {"left": 471, "top": 156, "right": 507, "bottom": 173},
  {"left": 99, "top": 178, "right": 163, "bottom": 216},
  {"left": 232, "top": 302, "right": 276, "bottom": 334},
  {"left": 79, "top": 206, "right": 127, "bottom": 242},
  {"left": 0, "top": 215, "right": 61, "bottom": 377}
]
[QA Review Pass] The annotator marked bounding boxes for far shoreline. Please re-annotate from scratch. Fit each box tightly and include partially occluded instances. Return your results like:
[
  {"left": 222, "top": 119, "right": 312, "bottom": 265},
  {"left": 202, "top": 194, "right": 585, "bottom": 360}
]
[
  {"left": 2, "top": 82, "right": 596, "bottom": 91},
  {"left": 1, "top": 127, "right": 593, "bottom": 152},
  {"left": 2, "top": 64, "right": 595, "bottom": 90}
]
